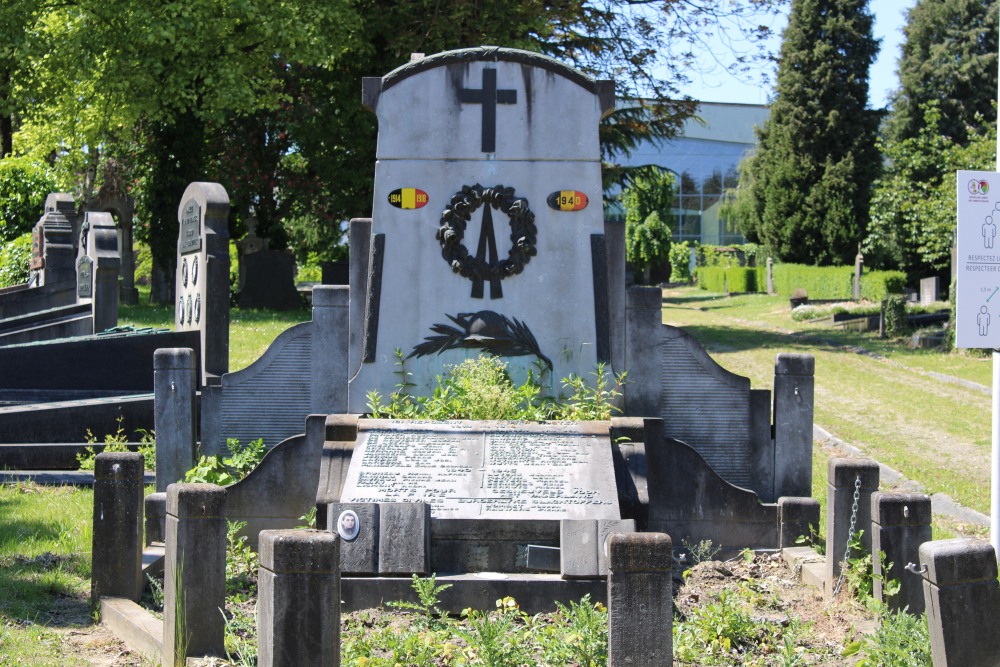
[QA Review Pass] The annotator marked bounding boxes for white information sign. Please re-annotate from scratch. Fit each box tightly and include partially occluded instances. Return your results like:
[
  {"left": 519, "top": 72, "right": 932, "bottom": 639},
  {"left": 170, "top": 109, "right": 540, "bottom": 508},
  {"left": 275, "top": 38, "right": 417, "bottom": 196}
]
[{"left": 956, "top": 170, "right": 1000, "bottom": 348}]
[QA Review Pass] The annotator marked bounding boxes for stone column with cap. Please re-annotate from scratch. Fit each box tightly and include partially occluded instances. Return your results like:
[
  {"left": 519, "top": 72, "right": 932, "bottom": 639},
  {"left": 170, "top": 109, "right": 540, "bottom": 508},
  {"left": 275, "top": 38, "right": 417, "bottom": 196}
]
[{"left": 607, "top": 532, "right": 672, "bottom": 666}]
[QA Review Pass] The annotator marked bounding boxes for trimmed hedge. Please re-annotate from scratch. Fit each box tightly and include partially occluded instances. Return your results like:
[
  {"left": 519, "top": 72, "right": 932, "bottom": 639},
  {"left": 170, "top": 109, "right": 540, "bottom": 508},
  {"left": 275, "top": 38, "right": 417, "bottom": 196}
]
[
  {"left": 697, "top": 261, "right": 906, "bottom": 300},
  {"left": 696, "top": 266, "right": 761, "bottom": 293}
]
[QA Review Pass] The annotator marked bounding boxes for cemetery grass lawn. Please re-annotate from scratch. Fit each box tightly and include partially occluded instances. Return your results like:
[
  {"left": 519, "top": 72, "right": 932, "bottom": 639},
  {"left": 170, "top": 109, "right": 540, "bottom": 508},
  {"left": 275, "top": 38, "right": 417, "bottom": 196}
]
[
  {"left": 0, "top": 482, "right": 141, "bottom": 666},
  {"left": 665, "top": 286, "right": 990, "bottom": 537},
  {"left": 117, "top": 290, "right": 310, "bottom": 371}
]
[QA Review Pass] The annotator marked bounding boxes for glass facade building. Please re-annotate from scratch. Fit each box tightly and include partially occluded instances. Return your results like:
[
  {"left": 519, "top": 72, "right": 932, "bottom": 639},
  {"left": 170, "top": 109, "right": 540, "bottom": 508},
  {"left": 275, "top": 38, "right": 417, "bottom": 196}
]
[{"left": 607, "top": 102, "right": 769, "bottom": 245}]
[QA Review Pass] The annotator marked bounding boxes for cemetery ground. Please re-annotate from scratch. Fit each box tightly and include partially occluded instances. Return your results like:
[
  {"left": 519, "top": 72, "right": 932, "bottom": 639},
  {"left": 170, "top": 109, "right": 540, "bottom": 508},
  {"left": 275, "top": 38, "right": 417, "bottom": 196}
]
[{"left": 0, "top": 286, "right": 975, "bottom": 665}]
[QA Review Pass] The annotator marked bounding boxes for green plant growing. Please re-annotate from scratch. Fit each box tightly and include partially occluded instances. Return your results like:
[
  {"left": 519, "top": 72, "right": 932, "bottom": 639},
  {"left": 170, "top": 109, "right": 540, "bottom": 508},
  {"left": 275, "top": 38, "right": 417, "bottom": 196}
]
[
  {"left": 146, "top": 574, "right": 164, "bottom": 612},
  {"left": 222, "top": 603, "right": 258, "bottom": 666},
  {"left": 623, "top": 168, "right": 675, "bottom": 283},
  {"left": 557, "top": 363, "right": 626, "bottom": 421},
  {"left": 551, "top": 596, "right": 607, "bottom": 667},
  {"left": 882, "top": 294, "right": 908, "bottom": 338},
  {"left": 184, "top": 437, "right": 266, "bottom": 485},
  {"left": 673, "top": 588, "right": 760, "bottom": 662},
  {"left": 297, "top": 506, "right": 317, "bottom": 529},
  {"left": 843, "top": 604, "right": 932, "bottom": 666},
  {"left": 387, "top": 574, "right": 453, "bottom": 630},
  {"left": 457, "top": 596, "right": 532, "bottom": 667},
  {"left": 225, "top": 520, "right": 258, "bottom": 595},
  {"left": 76, "top": 417, "right": 155, "bottom": 470},
  {"left": 681, "top": 538, "right": 721, "bottom": 566}
]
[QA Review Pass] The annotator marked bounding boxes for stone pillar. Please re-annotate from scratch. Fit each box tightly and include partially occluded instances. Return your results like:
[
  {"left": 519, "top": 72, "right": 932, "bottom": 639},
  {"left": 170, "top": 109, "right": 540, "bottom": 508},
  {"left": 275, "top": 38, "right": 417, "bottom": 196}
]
[
  {"left": 163, "top": 483, "right": 227, "bottom": 666},
  {"left": 778, "top": 496, "right": 821, "bottom": 549},
  {"left": 871, "top": 492, "right": 931, "bottom": 614},
  {"left": 766, "top": 256, "right": 774, "bottom": 295},
  {"left": 853, "top": 250, "right": 863, "bottom": 300},
  {"left": 773, "top": 353, "right": 814, "bottom": 498},
  {"left": 310, "top": 286, "right": 350, "bottom": 414},
  {"left": 41, "top": 209, "right": 76, "bottom": 286},
  {"left": 604, "top": 219, "right": 626, "bottom": 374},
  {"left": 607, "top": 532, "right": 672, "bottom": 667},
  {"left": 347, "top": 219, "right": 372, "bottom": 381},
  {"left": 91, "top": 452, "right": 145, "bottom": 603},
  {"left": 145, "top": 492, "right": 167, "bottom": 545},
  {"left": 154, "top": 348, "right": 198, "bottom": 492},
  {"left": 258, "top": 530, "right": 340, "bottom": 667},
  {"left": 919, "top": 538, "right": 1000, "bottom": 666},
  {"left": 88, "top": 212, "right": 121, "bottom": 333},
  {"left": 825, "top": 458, "right": 879, "bottom": 594},
  {"left": 623, "top": 286, "right": 663, "bottom": 417}
]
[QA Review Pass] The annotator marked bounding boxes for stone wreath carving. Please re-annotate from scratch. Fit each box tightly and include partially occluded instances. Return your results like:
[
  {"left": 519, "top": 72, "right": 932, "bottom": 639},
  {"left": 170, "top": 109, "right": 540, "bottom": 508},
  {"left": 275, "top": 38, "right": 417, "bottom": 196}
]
[{"left": 437, "top": 183, "right": 537, "bottom": 299}]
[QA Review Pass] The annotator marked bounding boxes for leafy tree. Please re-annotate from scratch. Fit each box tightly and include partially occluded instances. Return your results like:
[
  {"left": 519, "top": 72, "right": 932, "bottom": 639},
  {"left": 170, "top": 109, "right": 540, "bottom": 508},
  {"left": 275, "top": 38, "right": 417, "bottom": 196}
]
[
  {"left": 884, "top": 0, "right": 998, "bottom": 148},
  {"left": 731, "top": 0, "right": 881, "bottom": 266},
  {"left": 866, "top": 104, "right": 995, "bottom": 274},
  {"left": 623, "top": 169, "right": 674, "bottom": 281},
  {"left": 0, "top": 156, "right": 57, "bottom": 242}
]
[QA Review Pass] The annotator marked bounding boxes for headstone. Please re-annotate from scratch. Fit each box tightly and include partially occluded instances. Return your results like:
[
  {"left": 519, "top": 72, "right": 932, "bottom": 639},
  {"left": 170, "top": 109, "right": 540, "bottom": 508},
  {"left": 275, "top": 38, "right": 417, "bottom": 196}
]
[
  {"left": 349, "top": 47, "right": 615, "bottom": 411},
  {"left": 561, "top": 518, "right": 636, "bottom": 578},
  {"left": 919, "top": 276, "right": 940, "bottom": 305},
  {"left": 773, "top": 354, "right": 814, "bottom": 498},
  {"left": 325, "top": 503, "right": 379, "bottom": 574},
  {"left": 154, "top": 348, "right": 197, "bottom": 491},
  {"left": 237, "top": 250, "right": 301, "bottom": 310},
  {"left": 76, "top": 211, "right": 121, "bottom": 332},
  {"left": 338, "top": 420, "right": 620, "bottom": 521},
  {"left": 378, "top": 502, "right": 430, "bottom": 575},
  {"left": 175, "top": 183, "right": 230, "bottom": 383}
]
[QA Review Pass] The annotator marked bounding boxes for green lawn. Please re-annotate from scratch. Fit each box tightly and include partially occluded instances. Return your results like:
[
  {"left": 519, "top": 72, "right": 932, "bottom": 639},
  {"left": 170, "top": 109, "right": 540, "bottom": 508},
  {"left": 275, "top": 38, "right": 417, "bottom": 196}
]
[{"left": 664, "top": 286, "right": 990, "bottom": 533}]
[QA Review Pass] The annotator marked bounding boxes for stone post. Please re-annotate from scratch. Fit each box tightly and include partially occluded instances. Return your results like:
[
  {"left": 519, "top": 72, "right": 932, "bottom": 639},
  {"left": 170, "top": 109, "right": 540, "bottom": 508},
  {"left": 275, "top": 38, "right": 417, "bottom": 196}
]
[
  {"left": 145, "top": 492, "right": 167, "bottom": 545},
  {"left": 40, "top": 209, "right": 76, "bottom": 286},
  {"left": 919, "top": 538, "right": 1000, "bottom": 666},
  {"left": 310, "top": 286, "right": 350, "bottom": 414},
  {"left": 825, "top": 458, "right": 879, "bottom": 595},
  {"left": 258, "top": 530, "right": 340, "bottom": 667},
  {"left": 871, "top": 492, "right": 931, "bottom": 614},
  {"left": 773, "top": 353, "right": 814, "bottom": 498},
  {"left": 154, "top": 348, "right": 197, "bottom": 492},
  {"left": 778, "top": 497, "right": 821, "bottom": 549},
  {"left": 766, "top": 257, "right": 774, "bottom": 295},
  {"left": 623, "top": 287, "right": 663, "bottom": 417},
  {"left": 163, "top": 483, "right": 227, "bottom": 667},
  {"left": 853, "top": 249, "right": 863, "bottom": 300},
  {"left": 91, "top": 452, "right": 145, "bottom": 603},
  {"left": 607, "top": 532, "right": 672, "bottom": 667}
]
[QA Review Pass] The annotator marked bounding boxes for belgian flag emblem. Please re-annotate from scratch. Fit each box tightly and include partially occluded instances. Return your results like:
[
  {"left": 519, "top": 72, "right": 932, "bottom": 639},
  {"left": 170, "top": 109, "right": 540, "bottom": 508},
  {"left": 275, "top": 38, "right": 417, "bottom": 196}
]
[
  {"left": 388, "top": 188, "right": 429, "bottom": 209},
  {"left": 546, "top": 191, "right": 589, "bottom": 211}
]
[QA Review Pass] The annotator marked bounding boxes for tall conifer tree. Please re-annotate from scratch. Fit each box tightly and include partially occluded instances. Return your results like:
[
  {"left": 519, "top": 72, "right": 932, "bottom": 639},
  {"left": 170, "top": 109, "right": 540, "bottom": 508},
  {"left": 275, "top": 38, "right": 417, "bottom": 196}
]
[{"left": 734, "top": 0, "right": 880, "bottom": 265}]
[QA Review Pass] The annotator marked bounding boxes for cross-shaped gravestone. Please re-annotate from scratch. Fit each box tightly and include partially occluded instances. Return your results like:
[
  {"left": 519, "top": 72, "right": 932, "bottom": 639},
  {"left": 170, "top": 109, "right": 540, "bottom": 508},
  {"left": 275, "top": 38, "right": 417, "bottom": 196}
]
[{"left": 352, "top": 48, "right": 615, "bottom": 410}]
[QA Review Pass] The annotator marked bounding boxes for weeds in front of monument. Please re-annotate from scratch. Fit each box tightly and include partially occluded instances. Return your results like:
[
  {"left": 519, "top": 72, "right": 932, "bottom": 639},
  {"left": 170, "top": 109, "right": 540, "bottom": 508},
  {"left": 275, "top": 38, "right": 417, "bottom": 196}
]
[
  {"left": 76, "top": 416, "right": 155, "bottom": 470},
  {"left": 184, "top": 437, "right": 266, "bottom": 485},
  {"left": 341, "top": 578, "right": 609, "bottom": 667},
  {"left": 842, "top": 605, "right": 932, "bottom": 666},
  {"left": 366, "top": 350, "right": 626, "bottom": 421},
  {"left": 225, "top": 520, "right": 258, "bottom": 595},
  {"left": 387, "top": 574, "right": 453, "bottom": 630}
]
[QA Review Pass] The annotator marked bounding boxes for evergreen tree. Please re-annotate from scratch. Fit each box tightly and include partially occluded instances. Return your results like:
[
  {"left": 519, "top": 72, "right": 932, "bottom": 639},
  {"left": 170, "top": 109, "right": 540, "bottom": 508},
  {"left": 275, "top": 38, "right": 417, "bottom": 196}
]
[
  {"left": 864, "top": 0, "right": 997, "bottom": 276},
  {"left": 884, "top": 0, "right": 998, "bottom": 148},
  {"left": 732, "top": 0, "right": 881, "bottom": 265}
]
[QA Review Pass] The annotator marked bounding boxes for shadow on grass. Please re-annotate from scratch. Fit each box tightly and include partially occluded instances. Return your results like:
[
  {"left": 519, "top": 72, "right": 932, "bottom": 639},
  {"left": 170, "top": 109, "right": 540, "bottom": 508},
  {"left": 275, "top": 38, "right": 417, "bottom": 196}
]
[
  {"left": 676, "top": 322, "right": 892, "bottom": 358},
  {"left": 0, "top": 555, "right": 92, "bottom": 625}
]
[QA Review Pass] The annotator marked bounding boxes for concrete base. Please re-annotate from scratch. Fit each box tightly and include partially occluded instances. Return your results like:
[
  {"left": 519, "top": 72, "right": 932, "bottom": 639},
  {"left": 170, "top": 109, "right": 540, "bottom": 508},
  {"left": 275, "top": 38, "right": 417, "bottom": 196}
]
[
  {"left": 342, "top": 574, "right": 606, "bottom": 614},
  {"left": 782, "top": 546, "right": 826, "bottom": 593},
  {"left": 100, "top": 597, "right": 163, "bottom": 665}
]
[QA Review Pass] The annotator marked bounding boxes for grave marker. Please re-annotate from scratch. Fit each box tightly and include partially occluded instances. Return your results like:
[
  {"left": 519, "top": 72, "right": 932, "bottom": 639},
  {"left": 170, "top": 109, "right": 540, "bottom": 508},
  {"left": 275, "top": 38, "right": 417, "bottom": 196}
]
[{"left": 349, "top": 47, "right": 614, "bottom": 411}]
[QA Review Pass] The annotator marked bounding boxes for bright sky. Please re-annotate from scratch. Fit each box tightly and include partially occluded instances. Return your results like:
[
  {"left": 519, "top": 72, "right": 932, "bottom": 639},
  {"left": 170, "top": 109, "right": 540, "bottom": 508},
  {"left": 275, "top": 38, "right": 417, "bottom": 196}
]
[{"left": 678, "top": 0, "right": 914, "bottom": 109}]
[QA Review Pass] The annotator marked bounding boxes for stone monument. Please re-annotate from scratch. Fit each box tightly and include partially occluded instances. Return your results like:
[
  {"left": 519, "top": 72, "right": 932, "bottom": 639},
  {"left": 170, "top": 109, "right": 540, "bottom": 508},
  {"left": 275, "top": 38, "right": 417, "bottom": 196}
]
[{"left": 348, "top": 47, "right": 615, "bottom": 412}]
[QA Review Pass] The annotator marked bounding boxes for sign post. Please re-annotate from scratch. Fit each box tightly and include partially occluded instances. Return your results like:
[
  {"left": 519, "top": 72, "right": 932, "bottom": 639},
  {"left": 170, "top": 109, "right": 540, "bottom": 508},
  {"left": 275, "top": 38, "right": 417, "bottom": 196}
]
[{"left": 956, "top": 171, "right": 1000, "bottom": 558}]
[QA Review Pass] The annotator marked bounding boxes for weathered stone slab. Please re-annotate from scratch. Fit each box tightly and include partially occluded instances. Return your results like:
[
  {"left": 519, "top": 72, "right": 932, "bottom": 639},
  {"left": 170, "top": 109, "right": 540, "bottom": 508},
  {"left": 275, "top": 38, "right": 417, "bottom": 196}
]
[
  {"left": 561, "top": 518, "right": 636, "bottom": 578},
  {"left": 325, "top": 503, "right": 379, "bottom": 574},
  {"left": 340, "top": 420, "right": 620, "bottom": 520},
  {"left": 378, "top": 502, "right": 430, "bottom": 575}
]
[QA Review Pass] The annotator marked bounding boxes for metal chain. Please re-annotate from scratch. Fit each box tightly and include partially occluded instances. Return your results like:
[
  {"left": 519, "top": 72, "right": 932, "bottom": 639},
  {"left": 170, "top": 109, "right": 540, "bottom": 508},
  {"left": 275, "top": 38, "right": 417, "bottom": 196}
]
[{"left": 831, "top": 474, "right": 862, "bottom": 598}]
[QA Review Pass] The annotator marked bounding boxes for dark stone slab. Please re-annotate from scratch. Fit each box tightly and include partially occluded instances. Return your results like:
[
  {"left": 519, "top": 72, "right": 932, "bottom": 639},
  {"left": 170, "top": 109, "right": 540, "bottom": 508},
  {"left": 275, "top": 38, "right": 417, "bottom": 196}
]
[
  {"left": 237, "top": 250, "right": 301, "bottom": 310},
  {"left": 378, "top": 502, "right": 430, "bottom": 575},
  {"left": 325, "top": 503, "right": 379, "bottom": 574}
]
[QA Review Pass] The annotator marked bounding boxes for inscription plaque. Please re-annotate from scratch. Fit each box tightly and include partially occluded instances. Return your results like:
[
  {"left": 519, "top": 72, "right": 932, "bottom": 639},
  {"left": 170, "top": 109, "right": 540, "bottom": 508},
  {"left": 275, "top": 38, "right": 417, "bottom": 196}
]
[
  {"left": 179, "top": 200, "right": 202, "bottom": 254},
  {"left": 340, "top": 420, "right": 620, "bottom": 520},
  {"left": 30, "top": 227, "right": 44, "bottom": 270},
  {"left": 77, "top": 257, "right": 93, "bottom": 298}
]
